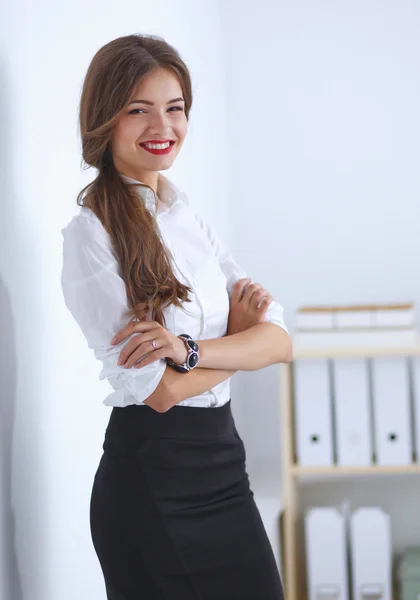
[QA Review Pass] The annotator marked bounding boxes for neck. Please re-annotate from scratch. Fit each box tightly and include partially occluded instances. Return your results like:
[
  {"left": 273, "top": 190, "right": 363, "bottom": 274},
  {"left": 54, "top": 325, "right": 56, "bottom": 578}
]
[
  {"left": 120, "top": 169, "right": 159, "bottom": 194},
  {"left": 138, "top": 171, "right": 159, "bottom": 194}
]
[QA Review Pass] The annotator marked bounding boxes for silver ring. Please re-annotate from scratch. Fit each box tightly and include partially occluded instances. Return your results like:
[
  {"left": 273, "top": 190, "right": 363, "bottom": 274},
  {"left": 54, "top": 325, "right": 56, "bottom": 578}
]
[{"left": 150, "top": 339, "right": 158, "bottom": 349}]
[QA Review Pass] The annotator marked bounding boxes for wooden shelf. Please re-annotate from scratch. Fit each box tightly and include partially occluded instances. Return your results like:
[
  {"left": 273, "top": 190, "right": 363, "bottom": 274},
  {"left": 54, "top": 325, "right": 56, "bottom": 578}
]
[
  {"left": 279, "top": 356, "right": 420, "bottom": 600},
  {"left": 293, "top": 343, "right": 420, "bottom": 360},
  {"left": 291, "top": 464, "right": 420, "bottom": 478}
]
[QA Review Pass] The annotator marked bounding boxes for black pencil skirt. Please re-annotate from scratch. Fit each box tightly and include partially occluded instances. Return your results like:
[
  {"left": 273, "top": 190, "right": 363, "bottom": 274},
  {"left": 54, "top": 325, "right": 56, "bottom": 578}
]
[{"left": 90, "top": 399, "right": 284, "bottom": 600}]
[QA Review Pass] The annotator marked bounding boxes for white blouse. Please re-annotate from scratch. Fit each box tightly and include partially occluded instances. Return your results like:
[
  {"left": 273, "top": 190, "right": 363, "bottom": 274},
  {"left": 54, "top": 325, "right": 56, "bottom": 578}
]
[{"left": 60, "top": 173, "right": 288, "bottom": 408}]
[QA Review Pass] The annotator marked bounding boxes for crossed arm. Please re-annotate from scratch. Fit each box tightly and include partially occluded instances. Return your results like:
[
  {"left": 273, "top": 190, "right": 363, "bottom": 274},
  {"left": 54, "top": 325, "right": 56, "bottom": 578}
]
[
  {"left": 151, "top": 323, "right": 292, "bottom": 412},
  {"left": 61, "top": 212, "right": 291, "bottom": 414},
  {"left": 198, "top": 322, "right": 292, "bottom": 371}
]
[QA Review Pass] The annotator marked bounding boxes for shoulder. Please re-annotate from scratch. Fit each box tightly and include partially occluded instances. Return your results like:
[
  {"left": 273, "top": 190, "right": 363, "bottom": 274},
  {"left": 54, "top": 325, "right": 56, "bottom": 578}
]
[
  {"left": 61, "top": 207, "right": 116, "bottom": 276},
  {"left": 158, "top": 174, "right": 190, "bottom": 209},
  {"left": 61, "top": 207, "right": 109, "bottom": 244},
  {"left": 61, "top": 208, "right": 118, "bottom": 283}
]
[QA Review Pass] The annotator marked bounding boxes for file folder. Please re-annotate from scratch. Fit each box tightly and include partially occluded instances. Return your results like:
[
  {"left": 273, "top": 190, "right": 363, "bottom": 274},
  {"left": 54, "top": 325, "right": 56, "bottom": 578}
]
[
  {"left": 350, "top": 507, "right": 392, "bottom": 600},
  {"left": 371, "top": 357, "right": 412, "bottom": 465},
  {"left": 294, "top": 359, "right": 333, "bottom": 466},
  {"left": 333, "top": 358, "right": 372, "bottom": 466},
  {"left": 305, "top": 507, "right": 348, "bottom": 600},
  {"left": 412, "top": 357, "right": 420, "bottom": 463}
]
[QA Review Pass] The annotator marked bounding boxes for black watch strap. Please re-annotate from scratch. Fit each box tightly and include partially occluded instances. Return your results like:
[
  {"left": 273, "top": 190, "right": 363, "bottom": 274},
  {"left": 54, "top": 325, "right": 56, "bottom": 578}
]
[{"left": 166, "top": 334, "right": 199, "bottom": 373}]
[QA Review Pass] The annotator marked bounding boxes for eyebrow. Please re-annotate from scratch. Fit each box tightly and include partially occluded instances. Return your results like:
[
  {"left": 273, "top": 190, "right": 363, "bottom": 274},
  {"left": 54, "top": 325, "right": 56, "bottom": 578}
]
[{"left": 128, "top": 97, "right": 185, "bottom": 106}]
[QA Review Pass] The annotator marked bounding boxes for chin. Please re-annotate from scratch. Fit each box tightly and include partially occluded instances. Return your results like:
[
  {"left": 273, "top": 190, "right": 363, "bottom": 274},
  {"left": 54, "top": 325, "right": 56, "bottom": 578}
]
[
  {"left": 154, "top": 156, "right": 177, "bottom": 171},
  {"left": 157, "top": 162, "right": 173, "bottom": 172}
]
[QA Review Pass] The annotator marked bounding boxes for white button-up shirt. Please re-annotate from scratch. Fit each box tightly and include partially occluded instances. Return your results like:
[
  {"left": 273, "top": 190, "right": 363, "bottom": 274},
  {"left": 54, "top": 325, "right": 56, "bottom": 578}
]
[{"left": 60, "top": 173, "right": 288, "bottom": 408}]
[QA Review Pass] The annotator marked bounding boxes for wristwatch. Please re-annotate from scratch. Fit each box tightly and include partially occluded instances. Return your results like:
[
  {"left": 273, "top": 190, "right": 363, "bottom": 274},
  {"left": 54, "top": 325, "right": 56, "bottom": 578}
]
[{"left": 166, "top": 334, "right": 199, "bottom": 373}]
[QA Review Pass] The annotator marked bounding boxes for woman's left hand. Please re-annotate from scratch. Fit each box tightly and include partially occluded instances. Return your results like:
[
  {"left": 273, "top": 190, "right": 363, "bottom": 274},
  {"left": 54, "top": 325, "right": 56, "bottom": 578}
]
[{"left": 110, "top": 321, "right": 188, "bottom": 369}]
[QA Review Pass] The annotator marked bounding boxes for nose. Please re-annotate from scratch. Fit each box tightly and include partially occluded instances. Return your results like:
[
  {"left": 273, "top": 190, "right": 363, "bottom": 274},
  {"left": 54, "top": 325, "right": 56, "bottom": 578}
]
[{"left": 148, "top": 110, "right": 171, "bottom": 137}]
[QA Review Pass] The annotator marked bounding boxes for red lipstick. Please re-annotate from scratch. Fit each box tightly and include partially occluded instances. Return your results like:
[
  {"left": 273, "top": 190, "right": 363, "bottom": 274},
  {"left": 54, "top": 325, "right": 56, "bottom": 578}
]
[{"left": 139, "top": 140, "right": 176, "bottom": 155}]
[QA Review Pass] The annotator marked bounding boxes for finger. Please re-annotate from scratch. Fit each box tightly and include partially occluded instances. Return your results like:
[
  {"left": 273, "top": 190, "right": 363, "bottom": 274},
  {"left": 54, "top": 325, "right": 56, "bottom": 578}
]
[
  {"left": 134, "top": 347, "right": 168, "bottom": 369},
  {"left": 231, "top": 278, "right": 252, "bottom": 304},
  {"left": 250, "top": 289, "right": 268, "bottom": 310},
  {"left": 242, "top": 282, "right": 263, "bottom": 304},
  {"left": 117, "top": 328, "right": 166, "bottom": 365},
  {"left": 110, "top": 321, "right": 139, "bottom": 346},
  {"left": 110, "top": 320, "right": 160, "bottom": 346},
  {"left": 117, "top": 332, "right": 144, "bottom": 365},
  {"left": 117, "top": 329, "right": 162, "bottom": 365},
  {"left": 121, "top": 335, "right": 166, "bottom": 368},
  {"left": 256, "top": 289, "right": 271, "bottom": 307},
  {"left": 257, "top": 295, "right": 273, "bottom": 313}
]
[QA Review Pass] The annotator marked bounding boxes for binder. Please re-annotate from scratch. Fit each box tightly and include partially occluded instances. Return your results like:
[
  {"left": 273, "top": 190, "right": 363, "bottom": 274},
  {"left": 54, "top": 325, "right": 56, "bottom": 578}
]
[
  {"left": 373, "top": 305, "right": 415, "bottom": 327},
  {"left": 333, "top": 358, "right": 372, "bottom": 466},
  {"left": 413, "top": 357, "right": 420, "bottom": 463},
  {"left": 371, "top": 357, "right": 412, "bottom": 465},
  {"left": 296, "top": 309, "right": 334, "bottom": 330},
  {"left": 294, "top": 359, "right": 333, "bottom": 466},
  {"left": 335, "top": 309, "right": 373, "bottom": 328},
  {"left": 350, "top": 507, "right": 392, "bottom": 600},
  {"left": 305, "top": 507, "right": 348, "bottom": 600},
  {"left": 294, "top": 328, "right": 417, "bottom": 350}
]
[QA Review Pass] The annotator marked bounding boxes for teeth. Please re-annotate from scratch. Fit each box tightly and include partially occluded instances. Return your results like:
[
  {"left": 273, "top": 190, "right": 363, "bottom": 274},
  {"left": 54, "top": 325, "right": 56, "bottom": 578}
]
[{"left": 143, "top": 142, "right": 171, "bottom": 150}]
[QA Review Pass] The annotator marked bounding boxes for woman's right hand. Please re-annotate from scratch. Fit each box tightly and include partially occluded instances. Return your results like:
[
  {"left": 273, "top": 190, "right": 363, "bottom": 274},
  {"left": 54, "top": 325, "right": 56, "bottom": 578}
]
[{"left": 226, "top": 278, "right": 273, "bottom": 336}]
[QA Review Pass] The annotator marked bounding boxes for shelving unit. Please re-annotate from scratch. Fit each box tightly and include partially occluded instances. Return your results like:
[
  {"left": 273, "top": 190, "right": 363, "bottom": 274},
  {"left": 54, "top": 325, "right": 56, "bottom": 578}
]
[{"left": 280, "top": 343, "right": 420, "bottom": 600}]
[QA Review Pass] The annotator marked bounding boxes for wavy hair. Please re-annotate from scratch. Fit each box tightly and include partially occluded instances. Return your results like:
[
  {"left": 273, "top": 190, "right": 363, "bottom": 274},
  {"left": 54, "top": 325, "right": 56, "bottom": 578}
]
[{"left": 77, "top": 34, "right": 193, "bottom": 327}]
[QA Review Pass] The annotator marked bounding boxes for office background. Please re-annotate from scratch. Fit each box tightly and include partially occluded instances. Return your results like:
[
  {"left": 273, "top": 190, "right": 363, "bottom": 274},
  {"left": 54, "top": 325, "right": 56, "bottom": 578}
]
[{"left": 1, "top": 1, "right": 419, "bottom": 598}]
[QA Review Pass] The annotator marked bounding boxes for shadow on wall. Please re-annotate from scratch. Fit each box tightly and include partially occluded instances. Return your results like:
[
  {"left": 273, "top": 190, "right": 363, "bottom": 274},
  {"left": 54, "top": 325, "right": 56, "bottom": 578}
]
[
  {"left": 0, "top": 62, "right": 24, "bottom": 600},
  {"left": 0, "top": 279, "right": 23, "bottom": 600}
]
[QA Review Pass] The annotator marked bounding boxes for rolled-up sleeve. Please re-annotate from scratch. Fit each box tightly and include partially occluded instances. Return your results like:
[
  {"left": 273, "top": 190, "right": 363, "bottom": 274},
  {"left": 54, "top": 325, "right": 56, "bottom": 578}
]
[
  {"left": 191, "top": 211, "right": 288, "bottom": 333},
  {"left": 60, "top": 215, "right": 166, "bottom": 406}
]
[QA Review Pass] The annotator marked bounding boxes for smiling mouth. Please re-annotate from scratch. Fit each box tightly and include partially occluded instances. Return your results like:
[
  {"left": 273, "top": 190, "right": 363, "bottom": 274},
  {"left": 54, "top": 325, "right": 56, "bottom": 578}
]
[{"left": 139, "top": 141, "right": 176, "bottom": 155}]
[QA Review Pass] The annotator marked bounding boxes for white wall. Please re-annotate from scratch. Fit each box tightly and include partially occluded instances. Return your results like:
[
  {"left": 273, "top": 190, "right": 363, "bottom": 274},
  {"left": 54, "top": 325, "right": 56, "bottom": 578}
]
[
  {"left": 222, "top": 0, "right": 420, "bottom": 556},
  {"left": 0, "top": 2, "right": 231, "bottom": 599},
  {"left": 3, "top": 1, "right": 420, "bottom": 597}
]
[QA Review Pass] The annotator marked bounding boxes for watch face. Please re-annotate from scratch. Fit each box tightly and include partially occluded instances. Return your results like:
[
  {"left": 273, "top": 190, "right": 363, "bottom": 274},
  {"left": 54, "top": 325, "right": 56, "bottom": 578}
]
[
  {"left": 187, "top": 339, "right": 198, "bottom": 352},
  {"left": 188, "top": 352, "right": 198, "bottom": 368}
]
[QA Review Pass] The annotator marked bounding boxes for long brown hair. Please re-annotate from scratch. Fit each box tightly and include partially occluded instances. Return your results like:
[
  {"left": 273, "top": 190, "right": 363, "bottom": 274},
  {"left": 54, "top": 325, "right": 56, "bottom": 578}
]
[{"left": 77, "top": 34, "right": 193, "bottom": 327}]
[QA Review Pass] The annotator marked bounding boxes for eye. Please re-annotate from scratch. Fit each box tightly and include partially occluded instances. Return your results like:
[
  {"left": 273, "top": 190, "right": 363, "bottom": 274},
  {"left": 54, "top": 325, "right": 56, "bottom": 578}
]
[
  {"left": 128, "top": 108, "right": 146, "bottom": 115},
  {"left": 128, "top": 106, "right": 184, "bottom": 115}
]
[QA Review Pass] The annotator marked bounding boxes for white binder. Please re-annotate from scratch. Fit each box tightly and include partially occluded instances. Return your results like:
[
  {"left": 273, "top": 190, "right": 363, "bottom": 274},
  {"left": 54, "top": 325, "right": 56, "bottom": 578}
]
[
  {"left": 294, "top": 359, "right": 333, "bottom": 466},
  {"left": 305, "top": 507, "right": 348, "bottom": 600},
  {"left": 413, "top": 357, "right": 420, "bottom": 463},
  {"left": 371, "top": 357, "right": 412, "bottom": 465},
  {"left": 350, "top": 507, "right": 392, "bottom": 600},
  {"left": 333, "top": 358, "right": 372, "bottom": 466}
]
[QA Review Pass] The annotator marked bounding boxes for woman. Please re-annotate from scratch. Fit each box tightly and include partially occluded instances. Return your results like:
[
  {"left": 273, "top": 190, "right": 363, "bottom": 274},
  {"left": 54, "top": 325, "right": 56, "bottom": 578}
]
[{"left": 61, "top": 33, "right": 291, "bottom": 600}]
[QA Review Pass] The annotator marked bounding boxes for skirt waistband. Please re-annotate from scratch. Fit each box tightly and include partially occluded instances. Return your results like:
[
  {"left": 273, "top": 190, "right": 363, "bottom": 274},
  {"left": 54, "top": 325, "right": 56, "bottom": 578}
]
[{"left": 106, "top": 399, "right": 234, "bottom": 441}]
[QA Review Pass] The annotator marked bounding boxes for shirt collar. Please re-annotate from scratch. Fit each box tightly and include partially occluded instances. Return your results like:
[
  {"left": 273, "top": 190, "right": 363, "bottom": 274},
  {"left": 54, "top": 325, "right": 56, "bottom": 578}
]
[{"left": 119, "top": 172, "right": 183, "bottom": 215}]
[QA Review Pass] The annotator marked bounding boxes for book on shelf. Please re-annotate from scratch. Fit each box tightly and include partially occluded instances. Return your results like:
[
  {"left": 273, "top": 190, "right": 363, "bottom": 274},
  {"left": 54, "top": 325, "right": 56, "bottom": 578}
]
[{"left": 294, "top": 303, "right": 418, "bottom": 349}]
